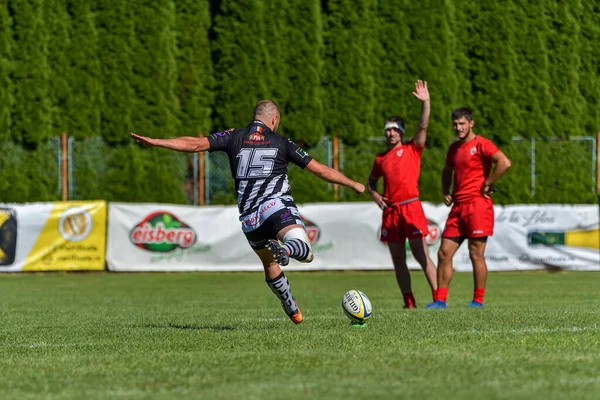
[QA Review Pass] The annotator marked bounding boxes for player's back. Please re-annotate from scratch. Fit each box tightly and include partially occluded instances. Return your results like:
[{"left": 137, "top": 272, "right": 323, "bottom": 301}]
[{"left": 206, "top": 120, "right": 313, "bottom": 216}]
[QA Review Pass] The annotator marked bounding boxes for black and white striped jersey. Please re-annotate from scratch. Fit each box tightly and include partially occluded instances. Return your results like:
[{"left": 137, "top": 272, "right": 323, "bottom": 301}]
[{"left": 207, "top": 120, "right": 313, "bottom": 217}]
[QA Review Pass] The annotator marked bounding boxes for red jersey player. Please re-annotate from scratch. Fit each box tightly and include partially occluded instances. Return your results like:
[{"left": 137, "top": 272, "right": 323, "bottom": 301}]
[
  {"left": 368, "top": 80, "right": 438, "bottom": 309},
  {"left": 427, "top": 107, "right": 511, "bottom": 309}
]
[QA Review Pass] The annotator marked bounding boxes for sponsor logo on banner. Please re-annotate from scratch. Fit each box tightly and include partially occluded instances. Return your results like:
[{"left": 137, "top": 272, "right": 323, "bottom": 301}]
[
  {"left": 300, "top": 215, "right": 321, "bottom": 245},
  {"left": 130, "top": 211, "right": 197, "bottom": 252},
  {"left": 22, "top": 201, "right": 107, "bottom": 271},
  {"left": 0, "top": 208, "right": 17, "bottom": 266},
  {"left": 58, "top": 207, "right": 93, "bottom": 242},
  {"left": 425, "top": 219, "right": 441, "bottom": 246},
  {"left": 462, "top": 254, "right": 509, "bottom": 263}
]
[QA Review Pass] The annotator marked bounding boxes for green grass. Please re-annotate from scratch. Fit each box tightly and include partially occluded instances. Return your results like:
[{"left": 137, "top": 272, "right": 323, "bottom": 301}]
[{"left": 0, "top": 271, "right": 598, "bottom": 400}]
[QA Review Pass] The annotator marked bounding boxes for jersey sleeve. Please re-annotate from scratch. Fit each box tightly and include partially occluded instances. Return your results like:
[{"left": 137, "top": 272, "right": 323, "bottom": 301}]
[
  {"left": 206, "top": 129, "right": 234, "bottom": 152},
  {"left": 286, "top": 139, "right": 313, "bottom": 168},
  {"left": 409, "top": 140, "right": 424, "bottom": 155},
  {"left": 480, "top": 138, "right": 500, "bottom": 159}
]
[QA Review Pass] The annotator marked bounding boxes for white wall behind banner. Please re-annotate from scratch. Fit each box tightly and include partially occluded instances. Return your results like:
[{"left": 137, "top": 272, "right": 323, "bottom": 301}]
[{"left": 106, "top": 202, "right": 599, "bottom": 272}]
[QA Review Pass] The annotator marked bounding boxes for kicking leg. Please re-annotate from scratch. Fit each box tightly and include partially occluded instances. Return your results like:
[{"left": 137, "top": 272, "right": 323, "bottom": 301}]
[
  {"left": 254, "top": 247, "right": 302, "bottom": 324},
  {"left": 277, "top": 224, "right": 314, "bottom": 263}
]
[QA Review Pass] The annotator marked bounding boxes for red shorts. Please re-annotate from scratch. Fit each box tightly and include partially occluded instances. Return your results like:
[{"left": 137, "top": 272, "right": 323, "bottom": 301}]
[
  {"left": 442, "top": 197, "right": 494, "bottom": 239},
  {"left": 380, "top": 200, "right": 429, "bottom": 243}
]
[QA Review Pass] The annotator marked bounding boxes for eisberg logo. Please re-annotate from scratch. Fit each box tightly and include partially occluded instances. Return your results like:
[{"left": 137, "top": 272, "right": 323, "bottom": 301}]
[{"left": 130, "top": 211, "right": 196, "bottom": 252}]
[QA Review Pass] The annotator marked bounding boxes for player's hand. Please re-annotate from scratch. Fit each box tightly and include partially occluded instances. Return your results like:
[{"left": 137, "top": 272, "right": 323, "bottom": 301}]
[
  {"left": 412, "top": 80, "right": 429, "bottom": 102},
  {"left": 353, "top": 183, "right": 366, "bottom": 195},
  {"left": 481, "top": 184, "right": 496, "bottom": 198},
  {"left": 131, "top": 132, "right": 157, "bottom": 147},
  {"left": 443, "top": 194, "right": 453, "bottom": 207},
  {"left": 371, "top": 192, "right": 388, "bottom": 210}
]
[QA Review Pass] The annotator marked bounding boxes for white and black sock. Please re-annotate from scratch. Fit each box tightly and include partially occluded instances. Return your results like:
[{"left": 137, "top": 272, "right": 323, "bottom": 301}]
[
  {"left": 283, "top": 239, "right": 310, "bottom": 261},
  {"left": 266, "top": 271, "right": 297, "bottom": 315}
]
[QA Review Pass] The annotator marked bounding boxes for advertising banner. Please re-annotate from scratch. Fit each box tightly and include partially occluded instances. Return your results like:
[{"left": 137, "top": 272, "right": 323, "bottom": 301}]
[
  {"left": 107, "top": 202, "right": 599, "bottom": 272},
  {"left": 0, "top": 201, "right": 107, "bottom": 272}
]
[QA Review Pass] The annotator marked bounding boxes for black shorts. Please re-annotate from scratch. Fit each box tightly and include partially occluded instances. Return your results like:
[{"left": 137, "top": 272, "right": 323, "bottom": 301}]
[{"left": 243, "top": 200, "right": 303, "bottom": 249}]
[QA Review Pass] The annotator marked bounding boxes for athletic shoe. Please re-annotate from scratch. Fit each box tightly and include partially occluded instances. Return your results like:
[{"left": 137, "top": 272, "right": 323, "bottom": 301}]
[
  {"left": 426, "top": 300, "right": 447, "bottom": 309},
  {"left": 468, "top": 301, "right": 484, "bottom": 308},
  {"left": 268, "top": 240, "right": 289, "bottom": 266},
  {"left": 284, "top": 299, "right": 303, "bottom": 324},
  {"left": 403, "top": 304, "right": 416, "bottom": 309}
]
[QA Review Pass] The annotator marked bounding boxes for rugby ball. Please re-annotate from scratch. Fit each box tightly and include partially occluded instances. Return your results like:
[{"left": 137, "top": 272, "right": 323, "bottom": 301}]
[{"left": 342, "top": 290, "right": 372, "bottom": 323}]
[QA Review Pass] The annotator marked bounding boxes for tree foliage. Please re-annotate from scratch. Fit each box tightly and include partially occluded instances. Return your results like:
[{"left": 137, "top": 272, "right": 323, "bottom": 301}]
[{"left": 0, "top": 0, "right": 598, "bottom": 204}]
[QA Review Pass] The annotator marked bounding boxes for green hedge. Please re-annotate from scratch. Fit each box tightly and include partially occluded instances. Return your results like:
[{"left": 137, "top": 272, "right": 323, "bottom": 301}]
[{"left": 0, "top": 0, "right": 598, "bottom": 204}]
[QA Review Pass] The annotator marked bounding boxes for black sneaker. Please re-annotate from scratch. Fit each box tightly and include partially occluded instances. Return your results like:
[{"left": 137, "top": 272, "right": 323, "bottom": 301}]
[{"left": 268, "top": 240, "right": 290, "bottom": 266}]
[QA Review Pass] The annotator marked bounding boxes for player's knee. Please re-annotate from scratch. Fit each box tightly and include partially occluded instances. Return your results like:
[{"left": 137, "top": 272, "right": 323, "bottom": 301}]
[
  {"left": 282, "top": 227, "right": 313, "bottom": 263},
  {"left": 437, "top": 248, "right": 451, "bottom": 263},
  {"left": 468, "top": 248, "right": 485, "bottom": 263}
]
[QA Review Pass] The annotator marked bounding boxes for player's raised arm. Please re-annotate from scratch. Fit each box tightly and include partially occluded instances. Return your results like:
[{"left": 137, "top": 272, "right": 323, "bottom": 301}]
[
  {"left": 412, "top": 80, "right": 430, "bottom": 147},
  {"left": 130, "top": 133, "right": 210, "bottom": 153},
  {"left": 305, "top": 159, "right": 365, "bottom": 194},
  {"left": 441, "top": 164, "right": 453, "bottom": 206}
]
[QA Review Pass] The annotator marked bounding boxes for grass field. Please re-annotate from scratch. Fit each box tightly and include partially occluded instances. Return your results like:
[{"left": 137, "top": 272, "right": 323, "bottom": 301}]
[{"left": 0, "top": 270, "right": 598, "bottom": 400}]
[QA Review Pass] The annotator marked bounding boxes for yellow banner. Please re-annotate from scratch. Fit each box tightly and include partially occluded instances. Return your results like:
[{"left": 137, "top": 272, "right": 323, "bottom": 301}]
[{"left": 22, "top": 201, "right": 107, "bottom": 271}]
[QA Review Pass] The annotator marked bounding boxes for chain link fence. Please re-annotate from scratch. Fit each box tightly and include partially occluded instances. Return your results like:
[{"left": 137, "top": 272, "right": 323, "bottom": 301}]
[{"left": 31, "top": 135, "right": 598, "bottom": 205}]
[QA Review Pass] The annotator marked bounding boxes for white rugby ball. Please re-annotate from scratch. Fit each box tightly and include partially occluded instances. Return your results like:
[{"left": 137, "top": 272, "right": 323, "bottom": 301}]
[{"left": 342, "top": 290, "right": 372, "bottom": 323}]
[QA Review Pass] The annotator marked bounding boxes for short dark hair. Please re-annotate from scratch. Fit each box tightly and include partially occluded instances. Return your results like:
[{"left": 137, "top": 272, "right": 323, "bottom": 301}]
[
  {"left": 385, "top": 116, "right": 405, "bottom": 131},
  {"left": 254, "top": 100, "right": 280, "bottom": 118},
  {"left": 451, "top": 107, "right": 473, "bottom": 121}
]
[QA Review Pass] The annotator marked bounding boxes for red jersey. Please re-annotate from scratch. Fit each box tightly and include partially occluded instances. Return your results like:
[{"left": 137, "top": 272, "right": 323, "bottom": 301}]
[
  {"left": 445, "top": 135, "right": 499, "bottom": 204},
  {"left": 370, "top": 140, "right": 423, "bottom": 203}
]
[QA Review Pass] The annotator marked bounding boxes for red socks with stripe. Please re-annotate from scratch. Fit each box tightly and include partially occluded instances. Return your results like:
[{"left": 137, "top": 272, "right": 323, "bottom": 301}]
[
  {"left": 435, "top": 288, "right": 448, "bottom": 302},
  {"left": 473, "top": 288, "right": 485, "bottom": 305}
]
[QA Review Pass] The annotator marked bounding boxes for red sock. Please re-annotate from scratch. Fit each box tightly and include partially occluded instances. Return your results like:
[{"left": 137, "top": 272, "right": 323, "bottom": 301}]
[
  {"left": 432, "top": 289, "right": 438, "bottom": 302},
  {"left": 403, "top": 292, "right": 416, "bottom": 308},
  {"left": 473, "top": 288, "right": 485, "bottom": 304},
  {"left": 435, "top": 288, "right": 448, "bottom": 302}
]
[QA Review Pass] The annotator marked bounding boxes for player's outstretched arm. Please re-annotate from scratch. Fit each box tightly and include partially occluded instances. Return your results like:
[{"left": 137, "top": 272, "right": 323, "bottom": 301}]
[
  {"left": 130, "top": 133, "right": 210, "bottom": 153},
  {"left": 482, "top": 150, "right": 511, "bottom": 197},
  {"left": 305, "top": 160, "right": 365, "bottom": 194},
  {"left": 367, "top": 175, "right": 388, "bottom": 209},
  {"left": 412, "top": 80, "right": 430, "bottom": 147},
  {"left": 441, "top": 165, "right": 453, "bottom": 206}
]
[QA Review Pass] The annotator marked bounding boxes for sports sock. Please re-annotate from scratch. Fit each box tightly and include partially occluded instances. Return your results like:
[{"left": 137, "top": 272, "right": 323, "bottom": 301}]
[
  {"left": 435, "top": 287, "right": 448, "bottom": 302},
  {"left": 432, "top": 289, "right": 438, "bottom": 301},
  {"left": 473, "top": 288, "right": 485, "bottom": 304},
  {"left": 283, "top": 238, "right": 310, "bottom": 261},
  {"left": 266, "top": 272, "right": 297, "bottom": 315},
  {"left": 402, "top": 292, "right": 416, "bottom": 308}
]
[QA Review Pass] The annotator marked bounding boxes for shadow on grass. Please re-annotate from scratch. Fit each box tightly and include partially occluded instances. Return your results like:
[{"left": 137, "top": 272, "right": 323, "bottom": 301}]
[{"left": 141, "top": 323, "right": 235, "bottom": 331}]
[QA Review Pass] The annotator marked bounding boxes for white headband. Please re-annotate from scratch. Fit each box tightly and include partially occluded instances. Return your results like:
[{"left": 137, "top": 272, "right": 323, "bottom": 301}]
[{"left": 384, "top": 122, "right": 404, "bottom": 134}]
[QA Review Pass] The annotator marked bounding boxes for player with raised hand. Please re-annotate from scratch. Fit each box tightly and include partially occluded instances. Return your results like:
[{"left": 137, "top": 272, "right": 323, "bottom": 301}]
[
  {"left": 427, "top": 107, "right": 511, "bottom": 309},
  {"left": 367, "top": 80, "right": 438, "bottom": 309},
  {"left": 131, "top": 100, "right": 365, "bottom": 324}
]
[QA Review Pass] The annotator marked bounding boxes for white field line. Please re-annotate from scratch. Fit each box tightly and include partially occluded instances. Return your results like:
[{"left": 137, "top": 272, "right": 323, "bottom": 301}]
[
  {"left": 239, "top": 316, "right": 599, "bottom": 335},
  {"left": 446, "top": 324, "right": 599, "bottom": 336},
  {"left": 6, "top": 323, "right": 598, "bottom": 349}
]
